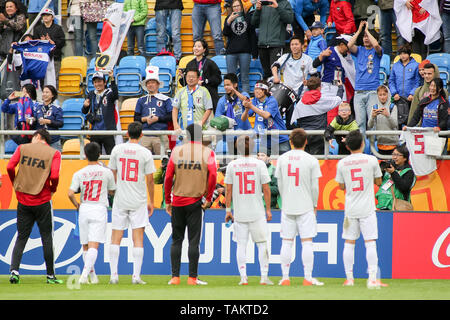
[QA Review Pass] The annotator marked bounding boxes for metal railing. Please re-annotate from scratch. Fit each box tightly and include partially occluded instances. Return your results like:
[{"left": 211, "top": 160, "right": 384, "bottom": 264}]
[{"left": 0, "top": 129, "right": 449, "bottom": 161}]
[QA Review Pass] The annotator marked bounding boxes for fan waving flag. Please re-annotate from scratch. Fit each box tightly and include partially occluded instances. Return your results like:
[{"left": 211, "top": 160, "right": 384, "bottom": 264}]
[
  {"left": 394, "top": 0, "right": 442, "bottom": 45},
  {"left": 95, "top": 3, "right": 134, "bottom": 72}
]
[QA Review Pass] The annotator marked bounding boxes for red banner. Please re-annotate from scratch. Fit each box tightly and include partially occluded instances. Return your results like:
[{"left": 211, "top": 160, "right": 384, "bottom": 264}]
[{"left": 392, "top": 212, "right": 450, "bottom": 279}]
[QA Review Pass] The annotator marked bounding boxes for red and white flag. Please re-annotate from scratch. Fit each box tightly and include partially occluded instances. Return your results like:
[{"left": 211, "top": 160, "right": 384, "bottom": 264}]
[
  {"left": 394, "top": 0, "right": 442, "bottom": 45},
  {"left": 95, "top": 3, "right": 134, "bottom": 72}
]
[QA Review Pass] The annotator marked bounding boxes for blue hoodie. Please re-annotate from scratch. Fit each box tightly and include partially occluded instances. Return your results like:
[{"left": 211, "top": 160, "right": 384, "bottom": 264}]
[
  {"left": 305, "top": 34, "right": 327, "bottom": 62},
  {"left": 388, "top": 58, "right": 421, "bottom": 98},
  {"left": 289, "top": 0, "right": 329, "bottom": 31}
]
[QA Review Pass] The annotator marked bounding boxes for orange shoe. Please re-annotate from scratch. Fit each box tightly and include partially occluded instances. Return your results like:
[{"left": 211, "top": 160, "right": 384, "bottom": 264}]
[
  {"left": 187, "top": 277, "right": 197, "bottom": 285},
  {"left": 278, "top": 279, "right": 290, "bottom": 286},
  {"left": 168, "top": 277, "right": 180, "bottom": 285},
  {"left": 303, "top": 278, "right": 324, "bottom": 286},
  {"left": 342, "top": 279, "right": 354, "bottom": 286}
]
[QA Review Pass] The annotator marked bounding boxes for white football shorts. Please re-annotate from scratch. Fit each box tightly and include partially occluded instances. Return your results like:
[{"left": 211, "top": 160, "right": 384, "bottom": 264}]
[
  {"left": 342, "top": 212, "right": 378, "bottom": 241},
  {"left": 111, "top": 203, "right": 149, "bottom": 230},
  {"left": 280, "top": 210, "right": 317, "bottom": 240},
  {"left": 78, "top": 203, "right": 108, "bottom": 245},
  {"left": 232, "top": 218, "right": 269, "bottom": 244}
]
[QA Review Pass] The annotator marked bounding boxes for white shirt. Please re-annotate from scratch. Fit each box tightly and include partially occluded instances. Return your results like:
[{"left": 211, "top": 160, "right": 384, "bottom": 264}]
[
  {"left": 70, "top": 164, "right": 116, "bottom": 208},
  {"left": 224, "top": 157, "right": 271, "bottom": 223},
  {"left": 275, "top": 149, "right": 322, "bottom": 215},
  {"left": 400, "top": 127, "right": 437, "bottom": 176},
  {"left": 109, "top": 142, "right": 156, "bottom": 210},
  {"left": 273, "top": 53, "right": 316, "bottom": 92},
  {"left": 335, "top": 153, "right": 382, "bottom": 218}
]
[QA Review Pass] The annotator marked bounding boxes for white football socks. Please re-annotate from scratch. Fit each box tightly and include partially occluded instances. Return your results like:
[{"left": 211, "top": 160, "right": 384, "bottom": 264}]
[
  {"left": 301, "top": 240, "right": 314, "bottom": 281},
  {"left": 236, "top": 242, "right": 247, "bottom": 279},
  {"left": 343, "top": 242, "right": 355, "bottom": 280},
  {"left": 256, "top": 242, "right": 269, "bottom": 278},
  {"left": 365, "top": 241, "right": 378, "bottom": 281},
  {"left": 82, "top": 248, "right": 98, "bottom": 278},
  {"left": 280, "top": 239, "right": 293, "bottom": 280},
  {"left": 132, "top": 247, "right": 144, "bottom": 279},
  {"left": 109, "top": 244, "right": 120, "bottom": 278}
]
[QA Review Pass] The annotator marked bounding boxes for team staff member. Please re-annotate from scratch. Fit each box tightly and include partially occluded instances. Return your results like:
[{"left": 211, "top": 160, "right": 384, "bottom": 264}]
[
  {"left": 82, "top": 70, "right": 118, "bottom": 155},
  {"left": 164, "top": 123, "right": 217, "bottom": 286},
  {"left": 7, "top": 129, "right": 62, "bottom": 284}
]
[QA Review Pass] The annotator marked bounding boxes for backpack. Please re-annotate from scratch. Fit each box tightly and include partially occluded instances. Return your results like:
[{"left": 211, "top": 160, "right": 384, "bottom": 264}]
[{"left": 395, "top": 97, "right": 410, "bottom": 130}]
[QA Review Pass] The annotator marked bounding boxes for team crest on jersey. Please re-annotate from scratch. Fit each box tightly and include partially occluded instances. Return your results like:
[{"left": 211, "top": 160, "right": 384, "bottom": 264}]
[
  {"left": 102, "top": 97, "right": 107, "bottom": 106},
  {"left": 196, "top": 96, "right": 202, "bottom": 105},
  {"left": 156, "top": 100, "right": 163, "bottom": 107}
]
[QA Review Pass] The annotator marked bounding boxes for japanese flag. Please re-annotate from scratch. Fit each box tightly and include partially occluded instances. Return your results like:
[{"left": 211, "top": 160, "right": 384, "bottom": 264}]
[{"left": 394, "top": 0, "right": 442, "bottom": 45}]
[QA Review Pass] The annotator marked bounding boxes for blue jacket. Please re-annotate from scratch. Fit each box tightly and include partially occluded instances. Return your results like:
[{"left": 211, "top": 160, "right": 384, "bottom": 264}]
[
  {"left": 27, "top": 0, "right": 54, "bottom": 13},
  {"left": 305, "top": 34, "right": 327, "bottom": 61},
  {"left": 215, "top": 93, "right": 251, "bottom": 131},
  {"left": 34, "top": 102, "right": 64, "bottom": 144},
  {"left": 289, "top": 0, "right": 329, "bottom": 31},
  {"left": 388, "top": 58, "right": 421, "bottom": 98}
]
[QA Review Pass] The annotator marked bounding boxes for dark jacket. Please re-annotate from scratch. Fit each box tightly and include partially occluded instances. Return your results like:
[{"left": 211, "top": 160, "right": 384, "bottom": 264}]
[
  {"left": 251, "top": 0, "right": 293, "bottom": 47},
  {"left": 391, "top": 163, "right": 415, "bottom": 201},
  {"left": 407, "top": 95, "right": 449, "bottom": 131},
  {"left": 179, "top": 57, "right": 222, "bottom": 110},
  {"left": 223, "top": 11, "right": 258, "bottom": 58},
  {"left": 82, "top": 80, "right": 119, "bottom": 130},
  {"left": 33, "top": 22, "right": 66, "bottom": 61},
  {"left": 155, "top": 0, "right": 183, "bottom": 10},
  {"left": 34, "top": 102, "right": 64, "bottom": 144}
]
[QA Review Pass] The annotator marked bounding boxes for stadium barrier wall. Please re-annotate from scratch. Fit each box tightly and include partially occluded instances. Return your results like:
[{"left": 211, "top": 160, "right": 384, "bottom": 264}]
[{"left": 0, "top": 209, "right": 448, "bottom": 279}]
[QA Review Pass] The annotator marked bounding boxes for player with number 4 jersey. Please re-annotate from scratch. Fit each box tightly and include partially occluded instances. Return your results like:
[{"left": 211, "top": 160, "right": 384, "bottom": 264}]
[
  {"left": 68, "top": 142, "right": 116, "bottom": 284},
  {"left": 275, "top": 128, "right": 324, "bottom": 286},
  {"left": 224, "top": 135, "right": 273, "bottom": 286},
  {"left": 335, "top": 130, "right": 387, "bottom": 289},
  {"left": 108, "top": 122, "right": 156, "bottom": 285}
]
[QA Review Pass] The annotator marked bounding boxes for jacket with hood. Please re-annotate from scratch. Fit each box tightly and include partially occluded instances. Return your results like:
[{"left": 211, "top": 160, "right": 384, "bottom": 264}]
[
  {"left": 124, "top": 0, "right": 148, "bottom": 26},
  {"left": 324, "top": 113, "right": 359, "bottom": 146},
  {"left": 252, "top": 0, "right": 294, "bottom": 47},
  {"left": 327, "top": 0, "right": 356, "bottom": 35},
  {"left": 367, "top": 86, "right": 399, "bottom": 147}
]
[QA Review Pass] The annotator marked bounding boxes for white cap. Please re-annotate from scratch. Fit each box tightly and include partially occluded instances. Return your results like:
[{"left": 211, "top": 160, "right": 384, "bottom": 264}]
[
  {"left": 41, "top": 8, "right": 55, "bottom": 17},
  {"left": 142, "top": 66, "right": 164, "bottom": 90}
]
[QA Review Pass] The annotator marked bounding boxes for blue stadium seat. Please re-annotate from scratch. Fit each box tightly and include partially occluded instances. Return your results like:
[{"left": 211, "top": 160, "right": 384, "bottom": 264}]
[
  {"left": 211, "top": 55, "right": 227, "bottom": 96},
  {"left": 5, "top": 139, "right": 18, "bottom": 154},
  {"left": 116, "top": 56, "right": 147, "bottom": 96},
  {"left": 427, "top": 53, "right": 450, "bottom": 89},
  {"left": 61, "top": 98, "right": 85, "bottom": 134},
  {"left": 379, "top": 54, "right": 391, "bottom": 85},
  {"left": 248, "top": 59, "right": 264, "bottom": 93},
  {"left": 145, "top": 18, "right": 170, "bottom": 56},
  {"left": 149, "top": 55, "right": 177, "bottom": 95},
  {"left": 324, "top": 24, "right": 336, "bottom": 44}
]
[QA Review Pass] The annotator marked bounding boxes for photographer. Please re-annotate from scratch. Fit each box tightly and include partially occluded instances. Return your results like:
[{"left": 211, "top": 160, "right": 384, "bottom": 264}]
[
  {"left": 82, "top": 70, "right": 118, "bottom": 155},
  {"left": 376, "top": 144, "right": 416, "bottom": 210},
  {"left": 154, "top": 150, "right": 172, "bottom": 209}
]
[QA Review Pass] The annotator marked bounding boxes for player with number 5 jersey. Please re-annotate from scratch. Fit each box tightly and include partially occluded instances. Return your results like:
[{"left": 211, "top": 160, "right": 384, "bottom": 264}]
[
  {"left": 334, "top": 130, "right": 387, "bottom": 289},
  {"left": 275, "top": 128, "right": 324, "bottom": 286},
  {"left": 224, "top": 135, "right": 273, "bottom": 286},
  {"left": 108, "top": 122, "right": 156, "bottom": 285}
]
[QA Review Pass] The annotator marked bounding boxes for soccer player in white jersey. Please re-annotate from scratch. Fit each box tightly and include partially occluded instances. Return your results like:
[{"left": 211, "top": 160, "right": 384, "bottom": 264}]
[
  {"left": 275, "top": 128, "right": 324, "bottom": 286},
  {"left": 68, "top": 142, "right": 116, "bottom": 284},
  {"left": 108, "top": 122, "right": 156, "bottom": 285},
  {"left": 335, "top": 130, "right": 388, "bottom": 289},
  {"left": 224, "top": 135, "right": 273, "bottom": 286}
]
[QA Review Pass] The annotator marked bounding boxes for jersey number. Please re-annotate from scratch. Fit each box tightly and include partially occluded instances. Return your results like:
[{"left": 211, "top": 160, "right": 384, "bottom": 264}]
[
  {"left": 288, "top": 164, "right": 299, "bottom": 186},
  {"left": 236, "top": 171, "right": 255, "bottom": 194},
  {"left": 82, "top": 180, "right": 103, "bottom": 202},
  {"left": 414, "top": 134, "right": 425, "bottom": 154},
  {"left": 350, "top": 168, "right": 364, "bottom": 192},
  {"left": 119, "top": 158, "right": 139, "bottom": 182}
]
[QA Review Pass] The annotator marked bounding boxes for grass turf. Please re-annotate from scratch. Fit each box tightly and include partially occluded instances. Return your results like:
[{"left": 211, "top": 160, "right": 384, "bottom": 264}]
[{"left": 0, "top": 275, "right": 449, "bottom": 300}]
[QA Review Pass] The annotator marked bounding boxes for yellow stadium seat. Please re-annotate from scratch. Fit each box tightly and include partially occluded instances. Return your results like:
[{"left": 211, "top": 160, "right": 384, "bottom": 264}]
[
  {"left": 121, "top": 98, "right": 139, "bottom": 112},
  {"left": 62, "top": 138, "right": 90, "bottom": 155},
  {"left": 147, "top": 0, "right": 156, "bottom": 17},
  {"left": 393, "top": 53, "right": 422, "bottom": 64},
  {"left": 176, "top": 55, "right": 195, "bottom": 89},
  {"left": 58, "top": 56, "right": 88, "bottom": 96},
  {"left": 183, "top": 0, "right": 194, "bottom": 14}
]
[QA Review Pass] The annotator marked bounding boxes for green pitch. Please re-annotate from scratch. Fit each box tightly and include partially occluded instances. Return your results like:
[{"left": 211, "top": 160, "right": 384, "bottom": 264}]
[{"left": 0, "top": 275, "right": 449, "bottom": 300}]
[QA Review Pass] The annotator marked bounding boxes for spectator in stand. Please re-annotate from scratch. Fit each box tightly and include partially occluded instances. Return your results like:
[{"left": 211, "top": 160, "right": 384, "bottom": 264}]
[
  {"left": 409, "top": 63, "right": 448, "bottom": 121},
  {"left": 28, "top": 0, "right": 56, "bottom": 26},
  {"left": 33, "top": 8, "right": 66, "bottom": 85},
  {"left": 155, "top": 0, "right": 183, "bottom": 62},
  {"left": 407, "top": 77, "right": 449, "bottom": 133},
  {"left": 352, "top": 0, "right": 375, "bottom": 30},
  {"left": 69, "top": 0, "right": 84, "bottom": 57},
  {"left": 324, "top": 102, "right": 359, "bottom": 155},
  {"left": 134, "top": 66, "right": 173, "bottom": 155},
  {"left": 124, "top": 0, "right": 148, "bottom": 56},
  {"left": 1, "top": 84, "right": 38, "bottom": 145},
  {"left": 0, "top": 0, "right": 27, "bottom": 61},
  {"left": 82, "top": 70, "right": 118, "bottom": 155},
  {"left": 388, "top": 44, "right": 420, "bottom": 112},
  {"left": 192, "top": 0, "right": 224, "bottom": 55},
  {"left": 327, "top": 0, "right": 356, "bottom": 36},
  {"left": 251, "top": 0, "right": 293, "bottom": 80},
  {"left": 418, "top": 59, "right": 430, "bottom": 86},
  {"left": 289, "top": 0, "right": 329, "bottom": 41},
  {"left": 34, "top": 85, "right": 64, "bottom": 151},
  {"left": 304, "top": 21, "right": 327, "bottom": 66},
  {"left": 179, "top": 40, "right": 222, "bottom": 112},
  {"left": 378, "top": 0, "right": 405, "bottom": 58},
  {"left": 367, "top": 85, "right": 399, "bottom": 155},
  {"left": 348, "top": 21, "right": 383, "bottom": 133},
  {"left": 223, "top": 0, "right": 258, "bottom": 94},
  {"left": 442, "top": 0, "right": 450, "bottom": 54}
]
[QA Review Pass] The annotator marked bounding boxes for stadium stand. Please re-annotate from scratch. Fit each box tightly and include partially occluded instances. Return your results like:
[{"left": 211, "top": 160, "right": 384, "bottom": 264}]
[
  {"left": 116, "top": 56, "right": 147, "bottom": 96},
  {"left": 427, "top": 53, "right": 450, "bottom": 89},
  {"left": 149, "top": 55, "right": 177, "bottom": 95},
  {"left": 58, "top": 56, "right": 88, "bottom": 96}
]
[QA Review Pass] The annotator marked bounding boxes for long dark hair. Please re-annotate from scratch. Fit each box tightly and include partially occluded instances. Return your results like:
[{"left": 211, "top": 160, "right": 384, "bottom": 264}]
[
  {"left": 431, "top": 78, "right": 445, "bottom": 100},
  {"left": 194, "top": 39, "right": 209, "bottom": 57}
]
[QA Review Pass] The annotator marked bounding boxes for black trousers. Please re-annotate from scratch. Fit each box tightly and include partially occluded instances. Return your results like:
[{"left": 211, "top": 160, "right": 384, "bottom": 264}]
[
  {"left": 170, "top": 200, "right": 203, "bottom": 278},
  {"left": 10, "top": 201, "right": 55, "bottom": 275},
  {"left": 89, "top": 135, "right": 115, "bottom": 155},
  {"left": 258, "top": 46, "right": 283, "bottom": 80}
]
